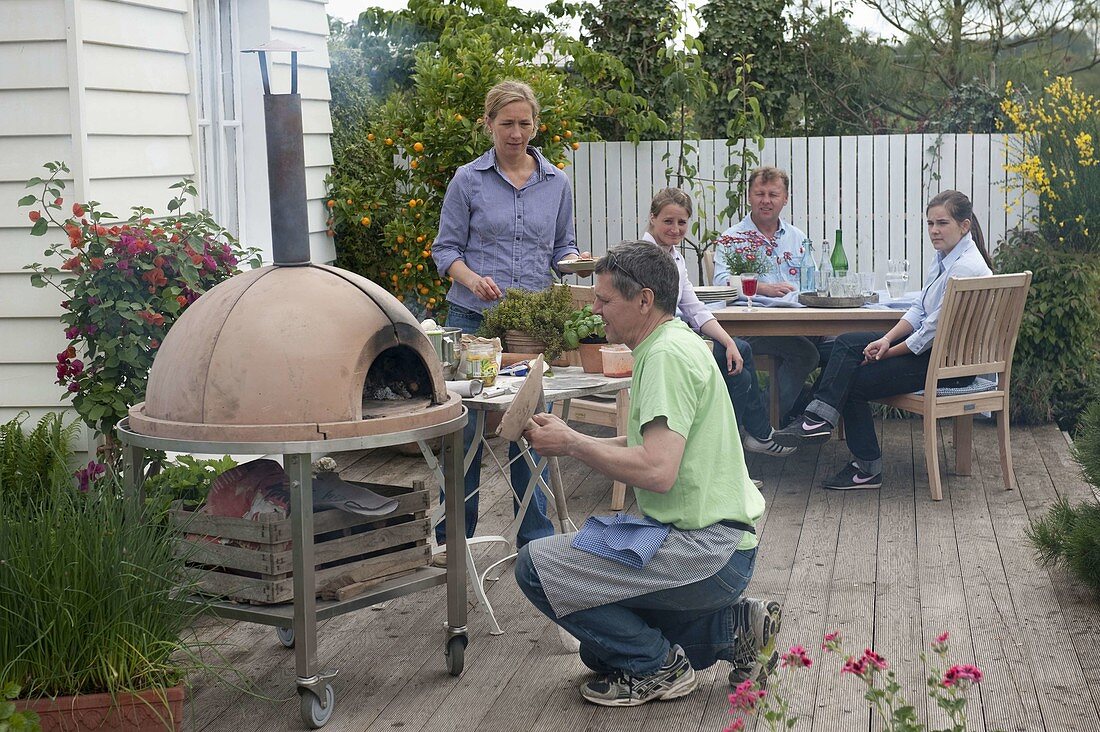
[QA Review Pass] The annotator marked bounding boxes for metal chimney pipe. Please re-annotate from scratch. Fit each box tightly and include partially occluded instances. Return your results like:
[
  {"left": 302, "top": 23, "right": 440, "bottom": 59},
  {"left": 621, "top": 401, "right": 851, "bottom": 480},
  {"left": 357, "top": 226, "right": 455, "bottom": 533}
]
[{"left": 246, "top": 43, "right": 312, "bottom": 266}]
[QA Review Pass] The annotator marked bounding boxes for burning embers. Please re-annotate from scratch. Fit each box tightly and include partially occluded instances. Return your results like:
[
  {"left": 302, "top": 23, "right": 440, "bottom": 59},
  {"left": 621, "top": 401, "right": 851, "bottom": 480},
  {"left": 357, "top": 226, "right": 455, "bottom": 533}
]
[{"left": 362, "top": 346, "right": 434, "bottom": 416}]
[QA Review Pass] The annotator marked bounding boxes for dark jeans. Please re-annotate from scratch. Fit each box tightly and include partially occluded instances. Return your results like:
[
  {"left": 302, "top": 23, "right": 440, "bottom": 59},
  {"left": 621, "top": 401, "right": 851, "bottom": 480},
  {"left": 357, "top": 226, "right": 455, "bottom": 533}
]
[
  {"left": 516, "top": 542, "right": 756, "bottom": 676},
  {"left": 436, "top": 302, "right": 554, "bottom": 548},
  {"left": 805, "top": 331, "right": 972, "bottom": 472},
  {"left": 712, "top": 338, "right": 773, "bottom": 442}
]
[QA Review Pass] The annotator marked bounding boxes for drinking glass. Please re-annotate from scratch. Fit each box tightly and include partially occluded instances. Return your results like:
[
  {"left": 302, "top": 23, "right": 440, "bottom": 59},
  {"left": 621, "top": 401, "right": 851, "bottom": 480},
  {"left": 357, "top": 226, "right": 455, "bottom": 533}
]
[
  {"left": 886, "top": 259, "right": 910, "bottom": 300},
  {"left": 740, "top": 274, "right": 758, "bottom": 311},
  {"left": 857, "top": 271, "right": 875, "bottom": 298},
  {"left": 816, "top": 271, "right": 831, "bottom": 298}
]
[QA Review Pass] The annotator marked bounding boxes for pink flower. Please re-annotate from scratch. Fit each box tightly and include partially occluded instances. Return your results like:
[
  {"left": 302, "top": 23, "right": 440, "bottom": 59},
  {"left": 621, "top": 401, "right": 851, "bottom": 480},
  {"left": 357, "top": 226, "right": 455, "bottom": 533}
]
[
  {"left": 69, "top": 359, "right": 84, "bottom": 375},
  {"left": 723, "top": 718, "right": 746, "bottom": 732},
  {"left": 823, "top": 630, "right": 843, "bottom": 652},
  {"left": 728, "top": 679, "right": 767, "bottom": 712},
  {"left": 74, "top": 460, "right": 106, "bottom": 492},
  {"left": 781, "top": 645, "right": 813, "bottom": 668},
  {"left": 936, "top": 632, "right": 950, "bottom": 644},
  {"left": 942, "top": 664, "right": 983, "bottom": 688},
  {"left": 862, "top": 648, "right": 889, "bottom": 670},
  {"left": 841, "top": 655, "right": 869, "bottom": 678},
  {"left": 67, "top": 381, "right": 80, "bottom": 393}
]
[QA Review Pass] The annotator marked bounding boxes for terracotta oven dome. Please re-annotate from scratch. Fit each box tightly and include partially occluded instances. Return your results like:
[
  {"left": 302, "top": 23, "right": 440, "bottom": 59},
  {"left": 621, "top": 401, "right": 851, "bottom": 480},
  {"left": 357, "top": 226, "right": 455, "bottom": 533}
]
[{"left": 128, "top": 263, "right": 462, "bottom": 442}]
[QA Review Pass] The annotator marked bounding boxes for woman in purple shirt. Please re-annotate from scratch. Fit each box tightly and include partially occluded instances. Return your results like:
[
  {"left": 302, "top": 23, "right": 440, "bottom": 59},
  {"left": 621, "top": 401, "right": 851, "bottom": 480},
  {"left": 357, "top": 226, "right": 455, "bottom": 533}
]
[{"left": 432, "top": 80, "right": 585, "bottom": 551}]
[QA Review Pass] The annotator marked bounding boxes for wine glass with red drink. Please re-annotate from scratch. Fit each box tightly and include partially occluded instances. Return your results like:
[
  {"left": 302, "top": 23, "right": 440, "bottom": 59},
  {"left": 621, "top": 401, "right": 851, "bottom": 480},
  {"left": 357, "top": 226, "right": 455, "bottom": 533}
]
[{"left": 740, "top": 273, "right": 758, "bottom": 311}]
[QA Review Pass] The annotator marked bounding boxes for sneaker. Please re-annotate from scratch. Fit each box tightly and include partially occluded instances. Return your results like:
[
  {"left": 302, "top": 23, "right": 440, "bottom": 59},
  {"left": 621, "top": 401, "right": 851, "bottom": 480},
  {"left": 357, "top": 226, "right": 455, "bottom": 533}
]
[
  {"left": 580, "top": 644, "right": 697, "bottom": 706},
  {"left": 728, "top": 598, "right": 782, "bottom": 687},
  {"left": 743, "top": 431, "right": 797, "bottom": 457},
  {"left": 822, "top": 462, "right": 882, "bottom": 490},
  {"left": 772, "top": 412, "right": 834, "bottom": 447}
]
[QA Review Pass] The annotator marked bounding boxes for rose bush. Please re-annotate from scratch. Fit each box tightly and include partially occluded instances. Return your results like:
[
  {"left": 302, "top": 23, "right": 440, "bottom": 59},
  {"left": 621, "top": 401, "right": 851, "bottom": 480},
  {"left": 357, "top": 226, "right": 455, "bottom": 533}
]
[{"left": 20, "top": 162, "right": 259, "bottom": 451}]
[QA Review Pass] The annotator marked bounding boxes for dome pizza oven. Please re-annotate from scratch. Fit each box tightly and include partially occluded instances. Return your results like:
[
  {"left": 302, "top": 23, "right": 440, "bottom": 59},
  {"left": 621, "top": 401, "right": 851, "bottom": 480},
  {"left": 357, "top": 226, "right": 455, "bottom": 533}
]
[{"left": 128, "top": 43, "right": 461, "bottom": 443}]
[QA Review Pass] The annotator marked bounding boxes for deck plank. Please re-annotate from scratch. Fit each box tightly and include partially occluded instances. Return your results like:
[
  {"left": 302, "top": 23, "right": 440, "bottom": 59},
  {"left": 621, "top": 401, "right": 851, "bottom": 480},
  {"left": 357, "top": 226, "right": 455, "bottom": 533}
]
[{"left": 181, "top": 422, "right": 1100, "bottom": 732}]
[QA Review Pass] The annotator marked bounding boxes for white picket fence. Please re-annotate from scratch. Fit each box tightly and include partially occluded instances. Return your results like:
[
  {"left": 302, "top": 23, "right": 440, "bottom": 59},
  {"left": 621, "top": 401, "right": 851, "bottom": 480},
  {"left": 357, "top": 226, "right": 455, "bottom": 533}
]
[{"left": 567, "top": 134, "right": 1032, "bottom": 288}]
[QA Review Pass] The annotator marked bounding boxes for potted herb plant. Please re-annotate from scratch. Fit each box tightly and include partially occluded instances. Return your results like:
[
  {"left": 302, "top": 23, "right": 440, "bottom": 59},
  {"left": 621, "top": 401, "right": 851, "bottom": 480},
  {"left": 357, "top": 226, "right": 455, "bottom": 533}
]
[
  {"left": 1, "top": 413, "right": 205, "bottom": 731},
  {"left": 478, "top": 286, "right": 574, "bottom": 360},
  {"left": 563, "top": 305, "right": 608, "bottom": 373}
]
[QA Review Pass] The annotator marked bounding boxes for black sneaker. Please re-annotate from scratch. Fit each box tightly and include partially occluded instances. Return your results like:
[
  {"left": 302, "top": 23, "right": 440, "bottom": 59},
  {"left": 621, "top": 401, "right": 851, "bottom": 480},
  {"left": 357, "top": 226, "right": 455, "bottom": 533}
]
[
  {"left": 580, "top": 644, "right": 697, "bottom": 706},
  {"left": 771, "top": 413, "right": 834, "bottom": 447},
  {"left": 728, "top": 598, "right": 782, "bottom": 686},
  {"left": 743, "top": 431, "right": 797, "bottom": 457},
  {"left": 823, "top": 462, "right": 882, "bottom": 490}
]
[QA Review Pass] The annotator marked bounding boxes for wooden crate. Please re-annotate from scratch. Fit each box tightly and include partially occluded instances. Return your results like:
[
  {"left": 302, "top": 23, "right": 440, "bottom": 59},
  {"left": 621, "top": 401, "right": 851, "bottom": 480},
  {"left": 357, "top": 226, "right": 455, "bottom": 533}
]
[{"left": 171, "top": 480, "right": 432, "bottom": 604}]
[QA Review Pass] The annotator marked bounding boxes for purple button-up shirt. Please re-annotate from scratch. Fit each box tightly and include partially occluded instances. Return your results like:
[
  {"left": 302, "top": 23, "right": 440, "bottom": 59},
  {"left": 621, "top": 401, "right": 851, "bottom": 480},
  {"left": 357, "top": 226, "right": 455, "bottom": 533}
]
[{"left": 433, "top": 147, "right": 578, "bottom": 314}]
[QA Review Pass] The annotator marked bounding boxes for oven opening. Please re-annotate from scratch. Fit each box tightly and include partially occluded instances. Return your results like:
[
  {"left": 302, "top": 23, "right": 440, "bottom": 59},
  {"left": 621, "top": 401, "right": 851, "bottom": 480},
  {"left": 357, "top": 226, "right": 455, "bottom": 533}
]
[{"left": 362, "top": 345, "right": 433, "bottom": 418}]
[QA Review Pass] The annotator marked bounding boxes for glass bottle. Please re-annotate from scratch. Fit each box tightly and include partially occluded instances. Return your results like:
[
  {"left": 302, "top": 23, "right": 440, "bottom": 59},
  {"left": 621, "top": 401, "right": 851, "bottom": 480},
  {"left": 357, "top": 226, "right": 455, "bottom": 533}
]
[
  {"left": 830, "top": 228, "right": 849, "bottom": 276},
  {"left": 817, "top": 238, "right": 833, "bottom": 296},
  {"left": 799, "top": 238, "right": 816, "bottom": 293}
]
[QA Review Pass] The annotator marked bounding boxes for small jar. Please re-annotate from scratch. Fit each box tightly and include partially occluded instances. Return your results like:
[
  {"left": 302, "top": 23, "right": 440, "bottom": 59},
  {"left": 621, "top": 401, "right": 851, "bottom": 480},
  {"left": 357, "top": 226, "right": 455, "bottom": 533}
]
[{"left": 465, "top": 343, "right": 497, "bottom": 386}]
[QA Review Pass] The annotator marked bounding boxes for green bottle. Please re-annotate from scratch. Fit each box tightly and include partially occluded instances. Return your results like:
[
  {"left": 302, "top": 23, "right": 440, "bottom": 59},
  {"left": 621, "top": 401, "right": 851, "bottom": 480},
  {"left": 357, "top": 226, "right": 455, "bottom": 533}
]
[{"left": 830, "top": 229, "right": 849, "bottom": 276}]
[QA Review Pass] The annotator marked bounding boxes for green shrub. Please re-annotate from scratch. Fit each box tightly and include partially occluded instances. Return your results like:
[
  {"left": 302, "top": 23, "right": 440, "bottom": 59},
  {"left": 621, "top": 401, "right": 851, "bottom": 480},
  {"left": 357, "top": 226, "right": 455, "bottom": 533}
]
[
  {"left": 1071, "top": 398, "right": 1100, "bottom": 491},
  {"left": 0, "top": 412, "right": 79, "bottom": 505},
  {"left": 994, "top": 229, "right": 1100, "bottom": 431},
  {"left": 0, "top": 680, "right": 40, "bottom": 731},
  {"left": 144, "top": 454, "right": 237, "bottom": 515},
  {"left": 1027, "top": 496, "right": 1100, "bottom": 598},
  {"left": 478, "top": 286, "right": 575, "bottom": 360}
]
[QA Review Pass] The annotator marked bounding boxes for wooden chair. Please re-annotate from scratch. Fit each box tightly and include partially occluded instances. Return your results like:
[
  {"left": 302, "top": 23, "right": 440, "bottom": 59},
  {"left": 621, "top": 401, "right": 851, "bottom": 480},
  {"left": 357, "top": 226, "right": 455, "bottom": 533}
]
[{"left": 874, "top": 272, "right": 1032, "bottom": 501}]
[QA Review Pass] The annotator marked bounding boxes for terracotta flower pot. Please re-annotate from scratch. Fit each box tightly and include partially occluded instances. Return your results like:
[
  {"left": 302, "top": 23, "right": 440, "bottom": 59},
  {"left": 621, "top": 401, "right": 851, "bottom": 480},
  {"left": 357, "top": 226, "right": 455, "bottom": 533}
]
[
  {"left": 15, "top": 685, "right": 184, "bottom": 732},
  {"left": 577, "top": 342, "right": 606, "bottom": 373},
  {"left": 503, "top": 330, "right": 547, "bottom": 354}
]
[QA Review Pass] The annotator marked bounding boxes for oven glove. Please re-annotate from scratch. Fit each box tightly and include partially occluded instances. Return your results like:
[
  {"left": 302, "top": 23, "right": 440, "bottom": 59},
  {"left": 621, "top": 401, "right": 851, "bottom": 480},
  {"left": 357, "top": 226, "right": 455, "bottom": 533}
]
[{"left": 311, "top": 473, "right": 399, "bottom": 517}]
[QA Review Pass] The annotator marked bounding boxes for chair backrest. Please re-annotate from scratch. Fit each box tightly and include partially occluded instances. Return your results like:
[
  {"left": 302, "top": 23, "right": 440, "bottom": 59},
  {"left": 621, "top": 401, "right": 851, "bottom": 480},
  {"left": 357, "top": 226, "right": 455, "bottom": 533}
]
[
  {"left": 921, "top": 271, "right": 1033, "bottom": 393},
  {"left": 703, "top": 249, "right": 715, "bottom": 286}
]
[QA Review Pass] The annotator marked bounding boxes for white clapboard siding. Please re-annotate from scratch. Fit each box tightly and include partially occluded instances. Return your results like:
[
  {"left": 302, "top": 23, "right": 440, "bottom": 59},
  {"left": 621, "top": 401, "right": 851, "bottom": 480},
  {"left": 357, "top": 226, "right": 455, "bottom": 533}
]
[
  {"left": 0, "top": 0, "right": 336, "bottom": 449},
  {"left": 568, "top": 134, "right": 1031, "bottom": 288}
]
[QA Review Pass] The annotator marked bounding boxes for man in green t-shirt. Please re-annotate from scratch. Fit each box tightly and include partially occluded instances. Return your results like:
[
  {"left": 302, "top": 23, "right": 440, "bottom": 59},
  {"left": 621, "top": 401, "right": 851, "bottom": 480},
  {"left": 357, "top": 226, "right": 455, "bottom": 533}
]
[{"left": 516, "top": 240, "right": 783, "bottom": 707}]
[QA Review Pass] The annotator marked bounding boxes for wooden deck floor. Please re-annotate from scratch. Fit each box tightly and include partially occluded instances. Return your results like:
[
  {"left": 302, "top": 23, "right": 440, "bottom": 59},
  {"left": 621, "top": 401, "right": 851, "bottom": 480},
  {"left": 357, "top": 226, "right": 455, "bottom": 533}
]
[{"left": 184, "top": 421, "right": 1100, "bottom": 732}]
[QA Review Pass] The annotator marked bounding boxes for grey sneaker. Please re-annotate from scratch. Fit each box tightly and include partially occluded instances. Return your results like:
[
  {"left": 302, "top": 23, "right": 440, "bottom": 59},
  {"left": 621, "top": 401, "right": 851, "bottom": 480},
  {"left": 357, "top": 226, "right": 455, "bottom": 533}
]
[
  {"left": 580, "top": 644, "right": 697, "bottom": 706},
  {"left": 728, "top": 598, "right": 782, "bottom": 686},
  {"left": 743, "top": 430, "right": 797, "bottom": 457}
]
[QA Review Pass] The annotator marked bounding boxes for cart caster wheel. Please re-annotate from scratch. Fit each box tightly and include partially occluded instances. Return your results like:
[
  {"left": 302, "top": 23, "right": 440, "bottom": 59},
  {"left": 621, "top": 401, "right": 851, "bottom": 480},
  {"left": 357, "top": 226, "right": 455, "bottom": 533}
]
[
  {"left": 299, "top": 683, "right": 334, "bottom": 728},
  {"left": 276, "top": 626, "right": 295, "bottom": 648},
  {"left": 445, "top": 635, "right": 467, "bottom": 676}
]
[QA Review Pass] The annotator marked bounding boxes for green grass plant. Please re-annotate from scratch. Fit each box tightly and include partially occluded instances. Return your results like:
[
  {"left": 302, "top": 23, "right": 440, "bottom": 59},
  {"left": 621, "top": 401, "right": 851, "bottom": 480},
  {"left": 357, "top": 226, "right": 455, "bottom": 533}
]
[
  {"left": 0, "top": 412, "right": 79, "bottom": 505},
  {"left": 0, "top": 473, "right": 200, "bottom": 698}
]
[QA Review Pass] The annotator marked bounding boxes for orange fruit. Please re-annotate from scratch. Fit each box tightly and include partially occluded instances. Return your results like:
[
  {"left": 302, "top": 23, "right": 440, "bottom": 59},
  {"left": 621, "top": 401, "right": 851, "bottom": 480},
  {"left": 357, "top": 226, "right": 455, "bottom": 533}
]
[
  {"left": 556, "top": 162, "right": 566, "bottom": 170},
  {"left": 455, "top": 113, "right": 463, "bottom": 121},
  {"left": 410, "top": 160, "right": 419, "bottom": 169},
  {"left": 416, "top": 235, "right": 425, "bottom": 243},
  {"left": 552, "top": 135, "right": 561, "bottom": 142},
  {"left": 326, "top": 199, "right": 335, "bottom": 207},
  {"left": 571, "top": 142, "right": 580, "bottom": 150},
  {"left": 539, "top": 124, "right": 548, "bottom": 132},
  {"left": 416, "top": 264, "right": 424, "bottom": 271},
  {"left": 413, "top": 142, "right": 424, "bottom": 153},
  {"left": 360, "top": 216, "right": 371, "bottom": 226},
  {"left": 564, "top": 130, "right": 572, "bottom": 138},
  {"left": 384, "top": 138, "right": 394, "bottom": 145},
  {"left": 396, "top": 235, "right": 406, "bottom": 244},
  {"left": 367, "top": 133, "right": 375, "bottom": 141}
]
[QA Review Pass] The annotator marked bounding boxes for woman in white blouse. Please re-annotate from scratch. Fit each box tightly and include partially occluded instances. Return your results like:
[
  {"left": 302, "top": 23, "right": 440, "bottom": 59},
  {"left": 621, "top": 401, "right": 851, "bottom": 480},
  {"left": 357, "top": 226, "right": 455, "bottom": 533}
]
[
  {"left": 642, "top": 188, "right": 794, "bottom": 457},
  {"left": 772, "top": 190, "right": 994, "bottom": 490}
]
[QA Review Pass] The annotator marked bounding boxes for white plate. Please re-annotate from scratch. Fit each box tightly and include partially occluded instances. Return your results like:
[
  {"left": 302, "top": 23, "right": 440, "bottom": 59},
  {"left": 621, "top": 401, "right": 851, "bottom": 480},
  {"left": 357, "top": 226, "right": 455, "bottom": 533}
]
[{"left": 557, "top": 258, "right": 597, "bottom": 274}]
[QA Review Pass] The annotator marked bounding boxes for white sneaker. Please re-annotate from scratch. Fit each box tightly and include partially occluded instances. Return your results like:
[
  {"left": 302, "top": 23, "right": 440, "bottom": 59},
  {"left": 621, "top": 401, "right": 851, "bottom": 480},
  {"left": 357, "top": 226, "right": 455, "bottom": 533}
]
[{"left": 743, "top": 430, "right": 797, "bottom": 457}]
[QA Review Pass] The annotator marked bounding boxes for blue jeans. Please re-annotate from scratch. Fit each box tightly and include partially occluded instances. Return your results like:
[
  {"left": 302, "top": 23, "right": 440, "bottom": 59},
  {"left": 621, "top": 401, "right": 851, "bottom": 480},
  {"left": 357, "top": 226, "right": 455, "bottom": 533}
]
[
  {"left": 516, "top": 542, "right": 756, "bottom": 676},
  {"left": 744, "top": 335, "right": 820, "bottom": 421},
  {"left": 712, "top": 338, "right": 773, "bottom": 442},
  {"left": 436, "top": 302, "right": 555, "bottom": 548},
  {"left": 806, "top": 331, "right": 971, "bottom": 474}
]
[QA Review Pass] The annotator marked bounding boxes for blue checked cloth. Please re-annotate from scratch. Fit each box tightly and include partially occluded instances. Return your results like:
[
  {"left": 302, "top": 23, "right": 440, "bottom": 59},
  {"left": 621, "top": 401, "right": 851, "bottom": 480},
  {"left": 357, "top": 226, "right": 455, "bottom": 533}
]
[{"left": 570, "top": 514, "right": 672, "bottom": 569}]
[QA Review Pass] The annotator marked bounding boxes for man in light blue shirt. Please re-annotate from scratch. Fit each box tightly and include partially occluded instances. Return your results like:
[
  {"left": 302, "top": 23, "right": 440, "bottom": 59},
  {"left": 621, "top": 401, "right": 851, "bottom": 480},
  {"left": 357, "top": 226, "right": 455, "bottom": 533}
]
[{"left": 712, "top": 167, "right": 819, "bottom": 423}]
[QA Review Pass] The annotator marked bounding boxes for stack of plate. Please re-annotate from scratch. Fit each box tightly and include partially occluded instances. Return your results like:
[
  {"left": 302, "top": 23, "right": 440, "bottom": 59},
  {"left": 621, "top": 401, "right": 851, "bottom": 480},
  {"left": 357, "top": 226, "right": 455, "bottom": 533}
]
[{"left": 693, "top": 285, "right": 739, "bottom": 303}]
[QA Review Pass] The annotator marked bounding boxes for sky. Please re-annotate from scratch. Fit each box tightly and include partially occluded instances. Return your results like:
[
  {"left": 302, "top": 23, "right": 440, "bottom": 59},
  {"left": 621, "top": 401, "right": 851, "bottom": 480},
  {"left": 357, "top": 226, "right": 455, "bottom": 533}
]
[{"left": 325, "top": 0, "right": 895, "bottom": 38}]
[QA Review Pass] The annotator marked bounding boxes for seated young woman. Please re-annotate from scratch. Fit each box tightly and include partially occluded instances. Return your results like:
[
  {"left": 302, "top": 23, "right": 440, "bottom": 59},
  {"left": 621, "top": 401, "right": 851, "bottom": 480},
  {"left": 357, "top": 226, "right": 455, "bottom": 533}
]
[{"left": 771, "top": 190, "right": 994, "bottom": 490}]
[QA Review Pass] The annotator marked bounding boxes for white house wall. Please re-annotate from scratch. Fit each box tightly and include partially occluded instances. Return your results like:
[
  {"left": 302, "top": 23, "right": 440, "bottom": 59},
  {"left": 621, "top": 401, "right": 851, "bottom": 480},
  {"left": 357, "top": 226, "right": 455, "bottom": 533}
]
[{"left": 0, "top": 0, "right": 335, "bottom": 447}]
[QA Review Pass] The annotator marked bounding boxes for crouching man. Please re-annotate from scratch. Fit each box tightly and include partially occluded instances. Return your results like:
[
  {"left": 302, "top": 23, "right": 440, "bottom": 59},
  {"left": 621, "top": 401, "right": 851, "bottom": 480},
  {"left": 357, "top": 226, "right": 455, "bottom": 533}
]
[{"left": 516, "top": 240, "right": 782, "bottom": 707}]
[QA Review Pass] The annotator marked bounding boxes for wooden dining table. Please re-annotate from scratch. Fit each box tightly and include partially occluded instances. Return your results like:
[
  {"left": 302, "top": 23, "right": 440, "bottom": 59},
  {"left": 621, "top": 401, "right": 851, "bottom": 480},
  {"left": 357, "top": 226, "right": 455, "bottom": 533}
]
[{"left": 711, "top": 304, "right": 906, "bottom": 425}]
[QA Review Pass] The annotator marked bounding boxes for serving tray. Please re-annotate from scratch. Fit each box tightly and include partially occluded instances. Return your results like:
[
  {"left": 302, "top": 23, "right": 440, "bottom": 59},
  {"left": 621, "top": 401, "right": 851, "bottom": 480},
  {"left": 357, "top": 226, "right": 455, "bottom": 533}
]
[
  {"left": 557, "top": 257, "right": 597, "bottom": 274},
  {"left": 798, "top": 293, "right": 868, "bottom": 308}
]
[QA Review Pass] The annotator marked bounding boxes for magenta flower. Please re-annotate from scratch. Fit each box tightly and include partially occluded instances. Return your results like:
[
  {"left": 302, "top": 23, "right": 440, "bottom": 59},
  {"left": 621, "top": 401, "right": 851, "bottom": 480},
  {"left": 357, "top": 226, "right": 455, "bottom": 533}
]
[
  {"left": 69, "top": 359, "right": 84, "bottom": 375},
  {"left": 67, "top": 381, "right": 80, "bottom": 393},
  {"left": 841, "top": 655, "right": 869, "bottom": 678},
  {"left": 823, "top": 630, "right": 843, "bottom": 652},
  {"left": 781, "top": 645, "right": 813, "bottom": 668},
  {"left": 862, "top": 648, "right": 889, "bottom": 670},
  {"left": 942, "top": 664, "right": 983, "bottom": 688},
  {"left": 723, "top": 718, "right": 745, "bottom": 732},
  {"left": 936, "top": 632, "right": 950, "bottom": 644},
  {"left": 74, "top": 460, "right": 106, "bottom": 492},
  {"left": 728, "top": 679, "right": 767, "bottom": 712}
]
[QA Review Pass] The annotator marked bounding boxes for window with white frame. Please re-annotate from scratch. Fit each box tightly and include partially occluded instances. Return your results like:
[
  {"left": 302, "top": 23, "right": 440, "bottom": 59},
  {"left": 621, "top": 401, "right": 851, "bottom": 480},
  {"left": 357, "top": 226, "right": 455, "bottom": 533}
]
[{"left": 193, "top": 0, "right": 244, "bottom": 239}]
